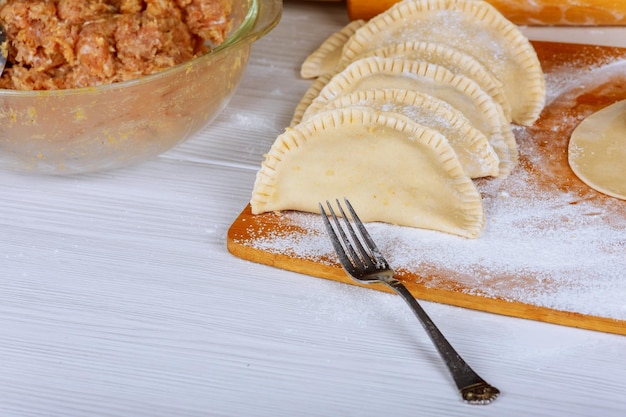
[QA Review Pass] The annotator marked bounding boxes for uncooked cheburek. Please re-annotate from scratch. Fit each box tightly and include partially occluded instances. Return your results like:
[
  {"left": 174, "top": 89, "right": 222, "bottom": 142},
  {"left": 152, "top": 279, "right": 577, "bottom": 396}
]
[
  {"left": 251, "top": 107, "right": 485, "bottom": 238},
  {"left": 294, "top": 39, "right": 512, "bottom": 126},
  {"left": 291, "top": 72, "right": 334, "bottom": 127},
  {"left": 340, "top": 0, "right": 545, "bottom": 126},
  {"left": 313, "top": 88, "right": 500, "bottom": 179},
  {"left": 0, "top": 0, "right": 232, "bottom": 90},
  {"left": 251, "top": 0, "right": 549, "bottom": 239},
  {"left": 300, "top": 19, "right": 366, "bottom": 79},
  {"left": 301, "top": 56, "right": 517, "bottom": 176},
  {"left": 568, "top": 99, "right": 626, "bottom": 200},
  {"left": 348, "top": 41, "right": 511, "bottom": 122}
]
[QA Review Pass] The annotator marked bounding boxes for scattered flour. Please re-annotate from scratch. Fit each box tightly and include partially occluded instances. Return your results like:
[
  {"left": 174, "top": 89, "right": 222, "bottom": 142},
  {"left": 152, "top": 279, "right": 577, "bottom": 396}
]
[
  {"left": 545, "top": 58, "right": 626, "bottom": 106},
  {"left": 238, "top": 54, "right": 626, "bottom": 323},
  {"left": 244, "top": 169, "right": 626, "bottom": 321}
]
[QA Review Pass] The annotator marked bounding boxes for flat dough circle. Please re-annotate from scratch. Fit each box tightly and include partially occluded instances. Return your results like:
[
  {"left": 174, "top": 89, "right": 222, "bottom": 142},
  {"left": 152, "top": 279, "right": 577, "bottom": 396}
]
[{"left": 568, "top": 99, "right": 626, "bottom": 200}]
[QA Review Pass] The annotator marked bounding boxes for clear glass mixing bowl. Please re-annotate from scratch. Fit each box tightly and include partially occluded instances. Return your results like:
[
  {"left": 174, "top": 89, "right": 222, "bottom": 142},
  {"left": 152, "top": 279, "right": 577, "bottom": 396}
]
[{"left": 0, "top": 0, "right": 282, "bottom": 174}]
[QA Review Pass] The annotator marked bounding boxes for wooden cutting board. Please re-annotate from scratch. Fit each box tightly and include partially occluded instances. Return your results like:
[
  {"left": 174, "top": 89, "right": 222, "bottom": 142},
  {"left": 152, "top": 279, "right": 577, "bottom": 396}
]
[{"left": 227, "top": 41, "right": 626, "bottom": 336}]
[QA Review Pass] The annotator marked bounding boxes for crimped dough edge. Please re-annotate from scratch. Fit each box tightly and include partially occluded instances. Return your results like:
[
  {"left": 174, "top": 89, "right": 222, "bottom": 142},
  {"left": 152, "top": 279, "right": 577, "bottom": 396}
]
[{"left": 251, "top": 107, "right": 486, "bottom": 238}]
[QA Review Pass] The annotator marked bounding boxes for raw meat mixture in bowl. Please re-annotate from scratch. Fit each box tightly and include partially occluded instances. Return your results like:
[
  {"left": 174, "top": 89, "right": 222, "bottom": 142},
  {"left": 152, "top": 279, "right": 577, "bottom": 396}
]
[{"left": 0, "top": 0, "right": 281, "bottom": 174}]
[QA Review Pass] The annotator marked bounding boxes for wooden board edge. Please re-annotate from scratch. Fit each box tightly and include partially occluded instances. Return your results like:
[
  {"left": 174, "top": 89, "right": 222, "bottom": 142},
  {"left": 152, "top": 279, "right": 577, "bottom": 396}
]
[{"left": 227, "top": 205, "right": 626, "bottom": 336}]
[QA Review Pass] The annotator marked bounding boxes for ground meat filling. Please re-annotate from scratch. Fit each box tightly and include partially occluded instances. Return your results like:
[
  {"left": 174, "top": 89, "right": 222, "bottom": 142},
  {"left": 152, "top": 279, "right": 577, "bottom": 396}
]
[{"left": 0, "top": 0, "right": 232, "bottom": 90}]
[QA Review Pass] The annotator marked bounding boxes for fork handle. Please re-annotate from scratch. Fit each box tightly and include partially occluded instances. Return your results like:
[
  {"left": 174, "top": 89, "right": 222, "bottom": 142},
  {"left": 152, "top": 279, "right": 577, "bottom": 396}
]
[{"left": 385, "top": 278, "right": 500, "bottom": 404}]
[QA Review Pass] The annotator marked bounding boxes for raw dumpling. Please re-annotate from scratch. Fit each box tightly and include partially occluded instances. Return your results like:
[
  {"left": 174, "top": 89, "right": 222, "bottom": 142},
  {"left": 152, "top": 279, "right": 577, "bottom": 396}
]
[
  {"left": 292, "top": 40, "right": 511, "bottom": 126},
  {"left": 300, "top": 20, "right": 366, "bottom": 79},
  {"left": 316, "top": 88, "right": 500, "bottom": 178},
  {"left": 344, "top": 41, "right": 511, "bottom": 121},
  {"left": 291, "top": 72, "right": 334, "bottom": 127},
  {"left": 301, "top": 57, "right": 517, "bottom": 176},
  {"left": 341, "top": 0, "right": 545, "bottom": 126},
  {"left": 251, "top": 107, "right": 485, "bottom": 238}
]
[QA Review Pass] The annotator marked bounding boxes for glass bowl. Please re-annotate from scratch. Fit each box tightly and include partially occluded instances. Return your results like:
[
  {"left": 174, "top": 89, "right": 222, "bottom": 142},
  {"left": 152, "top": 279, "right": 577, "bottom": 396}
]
[{"left": 0, "top": 0, "right": 282, "bottom": 174}]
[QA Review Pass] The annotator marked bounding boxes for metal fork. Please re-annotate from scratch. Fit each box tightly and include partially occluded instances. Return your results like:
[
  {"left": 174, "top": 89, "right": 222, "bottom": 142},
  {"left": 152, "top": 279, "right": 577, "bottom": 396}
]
[{"left": 319, "top": 198, "right": 500, "bottom": 405}]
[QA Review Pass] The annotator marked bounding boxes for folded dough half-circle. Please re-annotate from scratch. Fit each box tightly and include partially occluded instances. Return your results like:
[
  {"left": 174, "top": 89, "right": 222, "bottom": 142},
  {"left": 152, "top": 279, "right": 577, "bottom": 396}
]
[
  {"left": 301, "top": 57, "right": 516, "bottom": 176},
  {"left": 341, "top": 0, "right": 545, "bottom": 126},
  {"left": 291, "top": 72, "right": 334, "bottom": 127},
  {"left": 316, "top": 88, "right": 500, "bottom": 179},
  {"left": 292, "top": 40, "right": 511, "bottom": 127},
  {"left": 345, "top": 41, "right": 511, "bottom": 122},
  {"left": 251, "top": 107, "right": 485, "bottom": 238},
  {"left": 300, "top": 20, "right": 366, "bottom": 79}
]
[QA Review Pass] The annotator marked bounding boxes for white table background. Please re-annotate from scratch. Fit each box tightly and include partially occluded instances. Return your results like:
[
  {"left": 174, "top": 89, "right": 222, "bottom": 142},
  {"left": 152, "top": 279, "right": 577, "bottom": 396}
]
[{"left": 2, "top": 1, "right": 626, "bottom": 416}]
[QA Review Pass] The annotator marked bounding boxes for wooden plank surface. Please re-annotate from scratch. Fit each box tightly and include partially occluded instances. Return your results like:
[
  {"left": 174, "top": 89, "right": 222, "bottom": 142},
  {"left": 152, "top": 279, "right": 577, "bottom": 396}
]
[
  {"left": 346, "top": 0, "right": 626, "bottom": 26},
  {"left": 227, "top": 41, "right": 626, "bottom": 336}
]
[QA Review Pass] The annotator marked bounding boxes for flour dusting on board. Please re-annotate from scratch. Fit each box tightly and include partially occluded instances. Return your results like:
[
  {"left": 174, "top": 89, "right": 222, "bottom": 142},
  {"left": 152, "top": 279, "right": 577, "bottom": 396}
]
[
  {"left": 238, "top": 53, "right": 626, "bottom": 323},
  {"left": 545, "top": 55, "right": 626, "bottom": 106},
  {"left": 247, "top": 170, "right": 626, "bottom": 321}
]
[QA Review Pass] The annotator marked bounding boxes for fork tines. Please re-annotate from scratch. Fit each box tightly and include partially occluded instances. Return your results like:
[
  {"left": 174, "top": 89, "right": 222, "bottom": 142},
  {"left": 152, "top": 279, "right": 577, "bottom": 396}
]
[{"left": 319, "top": 198, "right": 389, "bottom": 274}]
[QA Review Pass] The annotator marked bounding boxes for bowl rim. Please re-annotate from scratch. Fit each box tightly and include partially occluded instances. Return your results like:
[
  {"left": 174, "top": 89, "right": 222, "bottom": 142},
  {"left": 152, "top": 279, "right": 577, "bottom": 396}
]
[{"left": 0, "top": 0, "right": 282, "bottom": 97}]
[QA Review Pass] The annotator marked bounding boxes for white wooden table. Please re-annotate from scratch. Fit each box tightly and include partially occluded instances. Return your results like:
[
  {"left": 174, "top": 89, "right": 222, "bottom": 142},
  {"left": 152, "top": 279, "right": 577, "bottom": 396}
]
[{"left": 2, "top": 2, "right": 625, "bottom": 416}]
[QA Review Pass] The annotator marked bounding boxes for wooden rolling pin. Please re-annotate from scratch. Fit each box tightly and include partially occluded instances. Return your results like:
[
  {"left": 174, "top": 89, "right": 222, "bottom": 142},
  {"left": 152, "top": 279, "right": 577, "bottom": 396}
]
[{"left": 346, "top": 0, "right": 626, "bottom": 26}]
